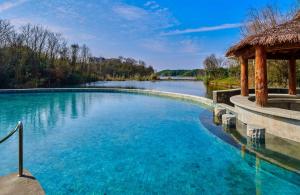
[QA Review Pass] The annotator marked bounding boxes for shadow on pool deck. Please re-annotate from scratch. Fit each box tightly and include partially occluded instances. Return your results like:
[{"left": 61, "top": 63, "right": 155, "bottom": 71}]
[{"left": 0, "top": 170, "right": 45, "bottom": 195}]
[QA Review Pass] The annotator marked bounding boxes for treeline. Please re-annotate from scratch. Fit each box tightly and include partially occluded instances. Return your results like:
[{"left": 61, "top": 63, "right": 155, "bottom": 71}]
[
  {"left": 0, "top": 19, "right": 154, "bottom": 88},
  {"left": 157, "top": 69, "right": 204, "bottom": 77},
  {"left": 203, "top": 53, "right": 300, "bottom": 88},
  {"left": 203, "top": 54, "right": 240, "bottom": 86}
]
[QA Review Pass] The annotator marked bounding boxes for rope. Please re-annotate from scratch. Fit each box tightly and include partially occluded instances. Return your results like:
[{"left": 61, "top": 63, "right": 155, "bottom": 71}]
[{"left": 0, "top": 124, "right": 19, "bottom": 144}]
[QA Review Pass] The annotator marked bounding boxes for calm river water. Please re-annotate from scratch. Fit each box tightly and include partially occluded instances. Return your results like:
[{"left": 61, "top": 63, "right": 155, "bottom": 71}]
[{"left": 84, "top": 81, "right": 224, "bottom": 98}]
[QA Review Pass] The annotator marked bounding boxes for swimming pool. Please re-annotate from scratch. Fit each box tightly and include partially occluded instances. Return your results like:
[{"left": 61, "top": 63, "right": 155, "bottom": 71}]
[{"left": 0, "top": 92, "right": 299, "bottom": 194}]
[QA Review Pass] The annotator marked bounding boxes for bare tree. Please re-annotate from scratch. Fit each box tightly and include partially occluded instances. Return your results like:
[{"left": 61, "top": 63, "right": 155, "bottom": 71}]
[
  {"left": 47, "top": 32, "right": 62, "bottom": 66},
  {"left": 203, "top": 54, "right": 223, "bottom": 70},
  {"left": 20, "top": 24, "right": 31, "bottom": 47},
  {"left": 0, "top": 20, "right": 13, "bottom": 47},
  {"left": 80, "top": 44, "right": 90, "bottom": 64},
  {"left": 80, "top": 44, "right": 91, "bottom": 73},
  {"left": 70, "top": 44, "right": 80, "bottom": 70},
  {"left": 241, "top": 5, "right": 294, "bottom": 36},
  {"left": 59, "top": 41, "right": 69, "bottom": 61}
]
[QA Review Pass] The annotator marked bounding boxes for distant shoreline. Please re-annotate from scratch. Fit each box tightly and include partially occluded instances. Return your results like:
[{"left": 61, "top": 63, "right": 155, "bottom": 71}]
[{"left": 158, "top": 76, "right": 198, "bottom": 81}]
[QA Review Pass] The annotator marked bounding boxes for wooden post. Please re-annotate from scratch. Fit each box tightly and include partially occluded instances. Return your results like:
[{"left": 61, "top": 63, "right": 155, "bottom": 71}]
[
  {"left": 255, "top": 46, "right": 268, "bottom": 107},
  {"left": 240, "top": 56, "right": 249, "bottom": 96},
  {"left": 288, "top": 59, "right": 297, "bottom": 95}
]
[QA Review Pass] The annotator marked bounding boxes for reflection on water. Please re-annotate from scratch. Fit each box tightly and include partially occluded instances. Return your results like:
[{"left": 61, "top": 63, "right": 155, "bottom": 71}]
[
  {"left": 84, "top": 80, "right": 226, "bottom": 99},
  {"left": 200, "top": 110, "right": 300, "bottom": 190},
  {"left": 0, "top": 93, "right": 96, "bottom": 138},
  {"left": 210, "top": 113, "right": 300, "bottom": 173}
]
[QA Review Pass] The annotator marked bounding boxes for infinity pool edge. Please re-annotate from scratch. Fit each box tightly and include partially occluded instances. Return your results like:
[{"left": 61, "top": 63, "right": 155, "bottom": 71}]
[{"left": 1, "top": 88, "right": 299, "bottom": 175}]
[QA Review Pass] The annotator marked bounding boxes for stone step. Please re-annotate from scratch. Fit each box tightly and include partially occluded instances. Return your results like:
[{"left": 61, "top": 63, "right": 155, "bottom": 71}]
[
  {"left": 214, "top": 106, "right": 226, "bottom": 118},
  {"left": 247, "top": 124, "right": 266, "bottom": 140},
  {"left": 0, "top": 170, "right": 45, "bottom": 195},
  {"left": 222, "top": 114, "right": 236, "bottom": 127}
]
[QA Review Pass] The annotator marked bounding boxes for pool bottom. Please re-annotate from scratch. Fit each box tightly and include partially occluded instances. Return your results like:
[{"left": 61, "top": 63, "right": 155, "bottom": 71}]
[{"left": 0, "top": 92, "right": 299, "bottom": 194}]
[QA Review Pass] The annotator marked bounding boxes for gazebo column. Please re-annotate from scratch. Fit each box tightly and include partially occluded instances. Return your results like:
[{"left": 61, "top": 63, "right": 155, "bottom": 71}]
[
  {"left": 255, "top": 46, "right": 268, "bottom": 107},
  {"left": 288, "top": 58, "right": 297, "bottom": 95},
  {"left": 240, "top": 56, "right": 249, "bottom": 96}
]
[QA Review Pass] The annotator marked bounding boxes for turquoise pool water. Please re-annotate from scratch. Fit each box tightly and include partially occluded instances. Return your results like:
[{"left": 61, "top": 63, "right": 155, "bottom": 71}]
[{"left": 0, "top": 92, "right": 300, "bottom": 194}]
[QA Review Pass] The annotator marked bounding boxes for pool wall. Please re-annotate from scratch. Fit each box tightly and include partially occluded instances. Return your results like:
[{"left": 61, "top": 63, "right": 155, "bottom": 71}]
[{"left": 0, "top": 88, "right": 214, "bottom": 108}]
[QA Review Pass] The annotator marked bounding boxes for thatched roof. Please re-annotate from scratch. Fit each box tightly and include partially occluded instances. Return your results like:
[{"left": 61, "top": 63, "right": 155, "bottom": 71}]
[{"left": 226, "top": 12, "right": 300, "bottom": 58}]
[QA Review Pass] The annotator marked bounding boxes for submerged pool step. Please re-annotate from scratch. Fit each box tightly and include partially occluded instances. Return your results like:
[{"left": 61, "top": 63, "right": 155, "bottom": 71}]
[
  {"left": 247, "top": 124, "right": 266, "bottom": 140},
  {"left": 222, "top": 114, "right": 236, "bottom": 128}
]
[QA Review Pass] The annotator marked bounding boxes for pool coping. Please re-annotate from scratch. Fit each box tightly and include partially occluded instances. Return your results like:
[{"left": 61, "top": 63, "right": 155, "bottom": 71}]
[
  {"left": 0, "top": 170, "right": 45, "bottom": 195},
  {"left": 0, "top": 88, "right": 215, "bottom": 108}
]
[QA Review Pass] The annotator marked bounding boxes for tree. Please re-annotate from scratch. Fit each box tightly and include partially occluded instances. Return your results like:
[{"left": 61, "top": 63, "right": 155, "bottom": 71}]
[
  {"left": 0, "top": 18, "right": 155, "bottom": 88},
  {"left": 0, "top": 20, "right": 13, "bottom": 47},
  {"left": 70, "top": 44, "right": 79, "bottom": 70},
  {"left": 241, "top": 5, "right": 295, "bottom": 36},
  {"left": 203, "top": 54, "right": 226, "bottom": 79}
]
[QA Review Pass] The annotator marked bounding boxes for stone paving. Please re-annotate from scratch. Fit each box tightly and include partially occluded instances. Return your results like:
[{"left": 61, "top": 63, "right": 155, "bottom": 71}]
[{"left": 0, "top": 170, "right": 44, "bottom": 195}]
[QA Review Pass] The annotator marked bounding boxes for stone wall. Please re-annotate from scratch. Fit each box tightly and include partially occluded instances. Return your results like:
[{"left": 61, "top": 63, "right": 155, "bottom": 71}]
[
  {"left": 213, "top": 89, "right": 241, "bottom": 106},
  {"left": 235, "top": 104, "right": 300, "bottom": 143}
]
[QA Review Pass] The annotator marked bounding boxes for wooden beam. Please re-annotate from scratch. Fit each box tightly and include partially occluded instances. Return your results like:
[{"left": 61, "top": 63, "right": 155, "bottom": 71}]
[
  {"left": 233, "top": 44, "right": 300, "bottom": 60},
  {"left": 255, "top": 46, "right": 268, "bottom": 107},
  {"left": 288, "top": 59, "right": 297, "bottom": 95},
  {"left": 240, "top": 56, "right": 249, "bottom": 96}
]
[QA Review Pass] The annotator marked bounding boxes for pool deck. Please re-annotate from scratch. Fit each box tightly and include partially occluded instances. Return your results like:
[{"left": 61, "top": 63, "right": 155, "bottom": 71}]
[{"left": 0, "top": 170, "right": 45, "bottom": 195}]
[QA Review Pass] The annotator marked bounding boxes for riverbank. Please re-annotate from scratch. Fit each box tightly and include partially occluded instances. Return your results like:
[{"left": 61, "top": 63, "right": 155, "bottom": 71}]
[{"left": 208, "top": 77, "right": 240, "bottom": 89}]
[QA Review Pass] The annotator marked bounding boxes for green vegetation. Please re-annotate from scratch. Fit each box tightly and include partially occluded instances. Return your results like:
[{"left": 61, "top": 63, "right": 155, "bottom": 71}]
[
  {"left": 0, "top": 19, "right": 154, "bottom": 88},
  {"left": 209, "top": 77, "right": 240, "bottom": 88},
  {"left": 203, "top": 53, "right": 300, "bottom": 89},
  {"left": 157, "top": 69, "right": 205, "bottom": 78},
  {"left": 202, "top": 54, "right": 240, "bottom": 87},
  {"left": 204, "top": 5, "right": 300, "bottom": 89}
]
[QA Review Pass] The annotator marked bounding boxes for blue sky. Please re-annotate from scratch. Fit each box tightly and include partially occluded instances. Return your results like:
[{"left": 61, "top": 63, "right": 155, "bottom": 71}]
[{"left": 0, "top": 0, "right": 296, "bottom": 70}]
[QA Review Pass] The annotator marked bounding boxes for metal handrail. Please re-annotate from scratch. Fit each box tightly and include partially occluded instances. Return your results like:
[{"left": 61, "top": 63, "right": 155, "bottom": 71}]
[{"left": 0, "top": 121, "right": 23, "bottom": 177}]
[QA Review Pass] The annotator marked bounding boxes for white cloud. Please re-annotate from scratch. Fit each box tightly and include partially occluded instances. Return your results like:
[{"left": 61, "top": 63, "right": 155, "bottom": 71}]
[
  {"left": 111, "top": 2, "right": 178, "bottom": 31},
  {"left": 144, "top": 1, "right": 160, "bottom": 9},
  {"left": 180, "top": 39, "right": 200, "bottom": 54},
  {"left": 9, "top": 17, "right": 96, "bottom": 43},
  {"left": 71, "top": 33, "right": 96, "bottom": 41},
  {"left": 0, "top": 0, "right": 28, "bottom": 12},
  {"left": 140, "top": 39, "right": 169, "bottom": 53},
  {"left": 161, "top": 23, "right": 243, "bottom": 36},
  {"left": 9, "top": 18, "right": 70, "bottom": 34},
  {"left": 140, "top": 38, "right": 202, "bottom": 56},
  {"left": 144, "top": 1, "right": 156, "bottom": 7},
  {"left": 113, "top": 4, "right": 147, "bottom": 21}
]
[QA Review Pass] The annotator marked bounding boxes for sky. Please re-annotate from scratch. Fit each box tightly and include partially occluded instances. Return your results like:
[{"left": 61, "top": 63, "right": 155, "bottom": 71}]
[{"left": 0, "top": 0, "right": 297, "bottom": 70}]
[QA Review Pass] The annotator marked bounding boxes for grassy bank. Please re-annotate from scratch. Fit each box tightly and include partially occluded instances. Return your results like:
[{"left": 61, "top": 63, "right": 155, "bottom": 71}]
[{"left": 208, "top": 77, "right": 240, "bottom": 89}]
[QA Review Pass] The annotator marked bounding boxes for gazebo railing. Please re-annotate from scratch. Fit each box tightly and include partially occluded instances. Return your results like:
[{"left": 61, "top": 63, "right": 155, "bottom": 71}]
[{"left": 0, "top": 121, "right": 23, "bottom": 177}]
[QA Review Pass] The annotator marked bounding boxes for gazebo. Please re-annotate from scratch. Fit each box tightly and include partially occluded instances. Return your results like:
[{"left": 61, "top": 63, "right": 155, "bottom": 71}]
[{"left": 226, "top": 12, "right": 300, "bottom": 107}]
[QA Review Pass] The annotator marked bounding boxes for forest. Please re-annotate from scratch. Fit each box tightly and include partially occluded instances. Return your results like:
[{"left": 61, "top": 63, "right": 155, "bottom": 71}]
[
  {"left": 156, "top": 69, "right": 204, "bottom": 78},
  {"left": 0, "top": 19, "right": 154, "bottom": 88}
]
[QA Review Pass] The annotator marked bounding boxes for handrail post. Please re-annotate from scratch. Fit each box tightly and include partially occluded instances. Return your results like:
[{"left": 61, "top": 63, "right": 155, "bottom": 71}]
[{"left": 18, "top": 121, "right": 23, "bottom": 177}]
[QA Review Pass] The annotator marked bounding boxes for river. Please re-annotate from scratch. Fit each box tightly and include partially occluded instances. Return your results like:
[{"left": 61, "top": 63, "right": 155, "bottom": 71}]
[{"left": 84, "top": 80, "right": 225, "bottom": 99}]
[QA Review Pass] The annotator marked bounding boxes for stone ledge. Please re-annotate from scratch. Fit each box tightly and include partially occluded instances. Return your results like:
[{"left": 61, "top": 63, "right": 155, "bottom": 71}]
[
  {"left": 0, "top": 170, "right": 45, "bottom": 195},
  {"left": 0, "top": 88, "right": 214, "bottom": 107},
  {"left": 230, "top": 95, "right": 300, "bottom": 120}
]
